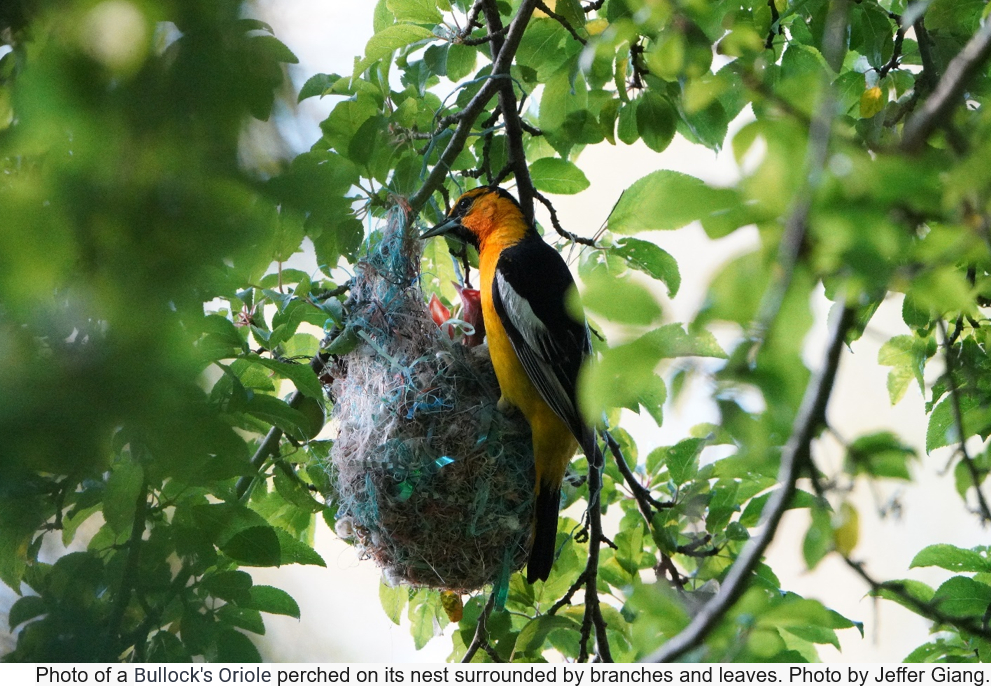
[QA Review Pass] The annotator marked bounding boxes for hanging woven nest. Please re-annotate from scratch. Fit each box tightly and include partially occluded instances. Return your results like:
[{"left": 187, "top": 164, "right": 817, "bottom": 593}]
[{"left": 325, "top": 203, "right": 534, "bottom": 592}]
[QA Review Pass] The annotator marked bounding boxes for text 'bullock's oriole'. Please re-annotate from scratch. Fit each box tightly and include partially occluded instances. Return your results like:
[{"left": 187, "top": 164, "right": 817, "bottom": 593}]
[{"left": 422, "top": 186, "right": 601, "bottom": 583}]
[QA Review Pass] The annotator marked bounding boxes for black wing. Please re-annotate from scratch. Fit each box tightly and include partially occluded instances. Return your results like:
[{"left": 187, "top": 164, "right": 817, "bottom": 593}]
[{"left": 491, "top": 235, "right": 594, "bottom": 449}]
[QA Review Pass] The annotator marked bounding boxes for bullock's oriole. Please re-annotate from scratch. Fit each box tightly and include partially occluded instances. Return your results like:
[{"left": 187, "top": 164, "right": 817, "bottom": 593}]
[{"left": 422, "top": 186, "right": 600, "bottom": 583}]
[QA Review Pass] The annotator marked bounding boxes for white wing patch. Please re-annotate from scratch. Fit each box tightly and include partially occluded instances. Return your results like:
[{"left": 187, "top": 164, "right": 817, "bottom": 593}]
[
  {"left": 496, "top": 271, "right": 549, "bottom": 356},
  {"left": 495, "top": 271, "right": 574, "bottom": 422}
]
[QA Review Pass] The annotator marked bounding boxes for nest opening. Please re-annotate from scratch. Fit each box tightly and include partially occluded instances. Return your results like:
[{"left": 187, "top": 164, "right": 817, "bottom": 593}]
[{"left": 326, "top": 206, "right": 534, "bottom": 592}]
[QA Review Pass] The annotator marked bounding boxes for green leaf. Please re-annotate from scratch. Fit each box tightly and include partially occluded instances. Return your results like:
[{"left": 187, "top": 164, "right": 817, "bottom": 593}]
[
  {"left": 528, "top": 158, "right": 590, "bottom": 195},
  {"left": 447, "top": 44, "right": 477, "bottom": 82},
  {"left": 148, "top": 631, "right": 192, "bottom": 663},
  {"left": 638, "top": 323, "right": 727, "bottom": 359},
  {"left": 247, "top": 355, "right": 324, "bottom": 400},
  {"left": 252, "top": 34, "right": 298, "bottom": 65},
  {"left": 103, "top": 461, "right": 144, "bottom": 534},
  {"left": 202, "top": 570, "right": 253, "bottom": 603},
  {"left": 517, "top": 19, "right": 579, "bottom": 82},
  {"left": 878, "top": 335, "right": 931, "bottom": 405},
  {"left": 910, "top": 544, "right": 991, "bottom": 573},
  {"left": 871, "top": 579, "right": 935, "bottom": 614},
  {"left": 214, "top": 628, "right": 262, "bottom": 662},
  {"left": 356, "top": 24, "right": 435, "bottom": 76},
  {"left": 274, "top": 529, "right": 327, "bottom": 566},
  {"left": 932, "top": 576, "right": 991, "bottom": 618},
  {"left": 387, "top": 0, "right": 442, "bottom": 24},
  {"left": 380, "top": 580, "right": 407, "bottom": 625},
  {"left": 273, "top": 470, "right": 325, "bottom": 513},
  {"left": 217, "top": 604, "right": 265, "bottom": 635},
  {"left": 409, "top": 590, "right": 445, "bottom": 650},
  {"left": 220, "top": 526, "right": 282, "bottom": 567},
  {"left": 612, "top": 237, "right": 681, "bottom": 297},
  {"left": 245, "top": 394, "right": 312, "bottom": 439},
  {"left": 607, "top": 170, "right": 741, "bottom": 234},
  {"left": 198, "top": 314, "right": 246, "bottom": 360},
  {"left": 851, "top": 3, "right": 895, "bottom": 69},
  {"left": 580, "top": 269, "right": 662, "bottom": 326},
  {"left": 515, "top": 615, "right": 578, "bottom": 655},
  {"left": 741, "top": 490, "right": 820, "bottom": 528},
  {"left": 617, "top": 100, "right": 639, "bottom": 145},
  {"left": 298, "top": 73, "right": 341, "bottom": 102},
  {"left": 245, "top": 585, "right": 302, "bottom": 619},
  {"left": 802, "top": 506, "right": 833, "bottom": 570},
  {"left": 659, "top": 437, "right": 705, "bottom": 485},
  {"left": 8, "top": 595, "right": 46, "bottom": 630},
  {"left": 927, "top": 392, "right": 991, "bottom": 453},
  {"left": 636, "top": 92, "right": 677, "bottom": 153},
  {"left": 846, "top": 431, "right": 916, "bottom": 480}
]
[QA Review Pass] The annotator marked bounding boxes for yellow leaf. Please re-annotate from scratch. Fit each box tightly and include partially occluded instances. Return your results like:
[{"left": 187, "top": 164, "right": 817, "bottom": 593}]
[
  {"left": 587, "top": 18, "right": 609, "bottom": 35},
  {"left": 833, "top": 503, "right": 859, "bottom": 556},
  {"left": 440, "top": 590, "right": 463, "bottom": 623},
  {"left": 860, "top": 86, "right": 885, "bottom": 119}
]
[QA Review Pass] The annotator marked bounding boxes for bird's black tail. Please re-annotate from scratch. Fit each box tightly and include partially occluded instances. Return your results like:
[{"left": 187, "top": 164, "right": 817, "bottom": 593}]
[{"left": 527, "top": 484, "right": 560, "bottom": 583}]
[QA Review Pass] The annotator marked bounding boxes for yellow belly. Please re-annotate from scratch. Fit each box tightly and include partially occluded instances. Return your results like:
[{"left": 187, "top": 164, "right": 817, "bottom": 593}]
[{"left": 480, "top": 251, "right": 576, "bottom": 490}]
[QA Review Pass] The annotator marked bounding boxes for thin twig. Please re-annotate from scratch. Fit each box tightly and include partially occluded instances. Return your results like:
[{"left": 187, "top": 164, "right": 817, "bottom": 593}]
[
  {"left": 533, "top": 191, "right": 597, "bottom": 246},
  {"left": 547, "top": 570, "right": 589, "bottom": 615},
  {"left": 462, "top": 0, "right": 485, "bottom": 36},
  {"left": 843, "top": 556, "right": 991, "bottom": 641},
  {"left": 901, "top": 19, "right": 991, "bottom": 153},
  {"left": 765, "top": 0, "right": 781, "bottom": 50},
  {"left": 646, "top": 304, "right": 855, "bottom": 663},
  {"left": 937, "top": 319, "right": 991, "bottom": 523},
  {"left": 409, "top": 0, "right": 540, "bottom": 217},
  {"left": 603, "top": 429, "right": 672, "bottom": 519},
  {"left": 460, "top": 26, "right": 508, "bottom": 46},
  {"left": 520, "top": 121, "right": 543, "bottom": 136},
  {"left": 462, "top": 593, "right": 501, "bottom": 662},
  {"left": 535, "top": 0, "right": 587, "bottom": 45},
  {"left": 103, "top": 479, "right": 149, "bottom": 661},
  {"left": 581, "top": 450, "right": 613, "bottom": 663},
  {"left": 583, "top": 0, "right": 605, "bottom": 12},
  {"left": 878, "top": 21, "right": 905, "bottom": 79}
]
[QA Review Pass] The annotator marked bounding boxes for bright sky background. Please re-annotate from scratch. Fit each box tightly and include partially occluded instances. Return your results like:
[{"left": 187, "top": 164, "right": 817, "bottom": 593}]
[{"left": 1, "top": 0, "right": 982, "bottom": 664}]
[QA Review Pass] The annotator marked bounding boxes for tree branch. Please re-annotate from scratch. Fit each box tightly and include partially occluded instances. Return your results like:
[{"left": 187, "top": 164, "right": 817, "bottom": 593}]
[
  {"left": 603, "top": 429, "right": 672, "bottom": 520},
  {"left": 462, "top": 593, "right": 502, "bottom": 663},
  {"left": 535, "top": 1, "right": 587, "bottom": 46},
  {"left": 843, "top": 556, "right": 991, "bottom": 641},
  {"left": 534, "top": 191, "right": 597, "bottom": 246},
  {"left": 235, "top": 352, "right": 329, "bottom": 500},
  {"left": 103, "top": 478, "right": 149, "bottom": 661},
  {"left": 547, "top": 570, "right": 589, "bottom": 615},
  {"left": 409, "top": 0, "right": 540, "bottom": 217},
  {"left": 901, "top": 19, "right": 991, "bottom": 153},
  {"left": 740, "top": 0, "right": 849, "bottom": 361},
  {"left": 480, "top": 0, "right": 536, "bottom": 223},
  {"left": 877, "top": 21, "right": 905, "bottom": 79},
  {"left": 581, "top": 449, "right": 613, "bottom": 663},
  {"left": 646, "top": 304, "right": 855, "bottom": 663},
  {"left": 937, "top": 319, "right": 991, "bottom": 523}
]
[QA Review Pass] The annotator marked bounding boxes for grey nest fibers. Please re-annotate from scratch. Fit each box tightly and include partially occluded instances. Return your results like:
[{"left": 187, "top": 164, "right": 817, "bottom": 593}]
[{"left": 325, "top": 204, "right": 535, "bottom": 592}]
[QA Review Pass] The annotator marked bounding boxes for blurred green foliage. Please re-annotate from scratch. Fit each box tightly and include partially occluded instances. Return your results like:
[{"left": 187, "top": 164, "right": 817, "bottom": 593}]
[{"left": 4, "top": 0, "right": 991, "bottom": 665}]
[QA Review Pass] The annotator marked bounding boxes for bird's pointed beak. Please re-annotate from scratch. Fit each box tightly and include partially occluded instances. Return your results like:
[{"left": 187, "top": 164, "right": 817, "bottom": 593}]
[{"left": 421, "top": 217, "right": 462, "bottom": 240}]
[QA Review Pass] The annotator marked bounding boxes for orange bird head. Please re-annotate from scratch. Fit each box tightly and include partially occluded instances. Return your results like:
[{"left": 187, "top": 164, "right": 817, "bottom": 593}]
[{"left": 421, "top": 186, "right": 532, "bottom": 250}]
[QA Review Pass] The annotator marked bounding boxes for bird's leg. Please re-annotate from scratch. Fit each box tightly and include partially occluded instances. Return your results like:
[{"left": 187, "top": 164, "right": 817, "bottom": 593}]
[{"left": 496, "top": 396, "right": 517, "bottom": 414}]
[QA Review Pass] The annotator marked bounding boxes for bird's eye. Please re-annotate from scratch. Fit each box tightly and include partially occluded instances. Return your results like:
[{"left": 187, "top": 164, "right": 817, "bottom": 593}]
[{"left": 457, "top": 197, "right": 471, "bottom": 213}]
